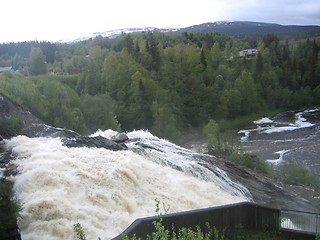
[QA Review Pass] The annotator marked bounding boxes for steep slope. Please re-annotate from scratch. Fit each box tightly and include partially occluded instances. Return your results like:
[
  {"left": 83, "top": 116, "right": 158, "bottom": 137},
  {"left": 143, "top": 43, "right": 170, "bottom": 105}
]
[{"left": 0, "top": 94, "right": 43, "bottom": 137}]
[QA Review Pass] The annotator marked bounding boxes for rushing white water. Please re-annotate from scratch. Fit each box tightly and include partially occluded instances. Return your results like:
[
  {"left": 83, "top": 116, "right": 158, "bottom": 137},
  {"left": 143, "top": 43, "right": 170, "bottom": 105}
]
[
  {"left": 253, "top": 117, "right": 274, "bottom": 125},
  {"left": 263, "top": 111, "right": 314, "bottom": 134},
  {"left": 5, "top": 130, "right": 249, "bottom": 240},
  {"left": 239, "top": 109, "right": 317, "bottom": 142},
  {"left": 266, "top": 150, "right": 289, "bottom": 165}
]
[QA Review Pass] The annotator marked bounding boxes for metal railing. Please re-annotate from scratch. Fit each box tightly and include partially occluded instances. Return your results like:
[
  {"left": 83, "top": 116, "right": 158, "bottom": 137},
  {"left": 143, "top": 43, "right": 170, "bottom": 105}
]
[
  {"left": 281, "top": 209, "right": 320, "bottom": 234},
  {"left": 113, "top": 202, "right": 281, "bottom": 239}
]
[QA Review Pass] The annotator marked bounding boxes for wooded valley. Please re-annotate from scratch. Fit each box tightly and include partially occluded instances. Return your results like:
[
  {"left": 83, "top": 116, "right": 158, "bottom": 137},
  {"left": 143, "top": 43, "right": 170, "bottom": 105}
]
[{"left": 0, "top": 31, "right": 319, "bottom": 142}]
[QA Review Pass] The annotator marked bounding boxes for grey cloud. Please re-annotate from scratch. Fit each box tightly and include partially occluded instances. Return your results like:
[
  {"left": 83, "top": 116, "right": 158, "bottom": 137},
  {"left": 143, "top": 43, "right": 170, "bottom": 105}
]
[{"left": 210, "top": 0, "right": 320, "bottom": 25}]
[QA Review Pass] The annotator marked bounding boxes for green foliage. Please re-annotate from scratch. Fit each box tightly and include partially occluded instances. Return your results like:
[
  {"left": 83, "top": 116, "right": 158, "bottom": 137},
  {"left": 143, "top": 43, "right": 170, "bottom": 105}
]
[
  {"left": 1, "top": 33, "right": 320, "bottom": 141},
  {"left": 122, "top": 217, "right": 282, "bottom": 240},
  {"left": 29, "top": 47, "right": 47, "bottom": 75},
  {"left": 151, "top": 100, "right": 180, "bottom": 141},
  {"left": 72, "top": 200, "right": 289, "bottom": 240},
  {"left": 278, "top": 163, "right": 320, "bottom": 191},
  {"left": 81, "top": 93, "right": 120, "bottom": 132},
  {"left": 203, "top": 120, "right": 242, "bottom": 156},
  {"left": 78, "top": 46, "right": 108, "bottom": 95},
  {"left": 128, "top": 74, "right": 153, "bottom": 130},
  {"left": 154, "top": 198, "right": 170, "bottom": 216},
  {"left": 230, "top": 154, "right": 274, "bottom": 176},
  {"left": 37, "top": 79, "right": 85, "bottom": 131},
  {"left": 218, "top": 114, "right": 258, "bottom": 130},
  {"left": 203, "top": 119, "right": 220, "bottom": 154},
  {"left": 0, "top": 74, "right": 119, "bottom": 134},
  {"left": 234, "top": 70, "right": 260, "bottom": 115},
  {"left": 0, "top": 117, "right": 23, "bottom": 137},
  {"left": 73, "top": 222, "right": 86, "bottom": 240},
  {"left": 233, "top": 229, "right": 280, "bottom": 240},
  {"left": 151, "top": 219, "right": 170, "bottom": 240},
  {"left": 171, "top": 224, "right": 214, "bottom": 240},
  {"left": 0, "top": 181, "right": 21, "bottom": 233}
]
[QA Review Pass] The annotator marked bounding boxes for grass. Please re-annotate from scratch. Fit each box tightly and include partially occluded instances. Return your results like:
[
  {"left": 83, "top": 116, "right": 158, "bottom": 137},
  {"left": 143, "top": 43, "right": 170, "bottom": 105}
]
[
  {"left": 230, "top": 153, "right": 275, "bottom": 176},
  {"left": 218, "top": 108, "right": 281, "bottom": 131},
  {"left": 0, "top": 180, "right": 21, "bottom": 235},
  {"left": 0, "top": 117, "right": 23, "bottom": 138},
  {"left": 278, "top": 163, "right": 320, "bottom": 191}
]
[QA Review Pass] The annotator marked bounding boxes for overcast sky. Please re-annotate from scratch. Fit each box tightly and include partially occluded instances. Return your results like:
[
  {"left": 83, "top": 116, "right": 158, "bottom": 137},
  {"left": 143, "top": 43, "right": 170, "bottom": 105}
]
[{"left": 1, "top": 0, "right": 320, "bottom": 43}]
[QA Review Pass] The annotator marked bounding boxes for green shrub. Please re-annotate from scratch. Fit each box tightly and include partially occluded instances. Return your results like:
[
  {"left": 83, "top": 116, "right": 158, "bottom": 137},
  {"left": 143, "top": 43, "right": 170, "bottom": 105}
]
[
  {"left": 0, "top": 117, "right": 23, "bottom": 138},
  {"left": 73, "top": 222, "right": 86, "bottom": 240},
  {"left": 0, "top": 181, "right": 21, "bottom": 233},
  {"left": 278, "top": 163, "right": 320, "bottom": 191},
  {"left": 121, "top": 221, "right": 283, "bottom": 240},
  {"left": 203, "top": 120, "right": 241, "bottom": 156},
  {"left": 230, "top": 154, "right": 274, "bottom": 176}
]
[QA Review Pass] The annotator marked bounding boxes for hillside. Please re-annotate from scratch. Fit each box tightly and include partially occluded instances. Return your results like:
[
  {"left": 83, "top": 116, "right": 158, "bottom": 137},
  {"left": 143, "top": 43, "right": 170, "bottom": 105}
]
[
  {"left": 65, "top": 21, "right": 320, "bottom": 42},
  {"left": 178, "top": 21, "right": 320, "bottom": 37},
  {"left": 1, "top": 29, "right": 320, "bottom": 140}
]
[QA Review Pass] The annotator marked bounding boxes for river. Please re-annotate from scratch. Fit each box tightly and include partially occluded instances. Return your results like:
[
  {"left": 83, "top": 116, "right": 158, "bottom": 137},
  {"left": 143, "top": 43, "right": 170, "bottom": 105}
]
[
  {"left": 2, "top": 108, "right": 320, "bottom": 239},
  {"left": 3, "top": 129, "right": 250, "bottom": 240},
  {"left": 239, "top": 108, "right": 320, "bottom": 175},
  {"left": 180, "top": 108, "right": 320, "bottom": 212}
]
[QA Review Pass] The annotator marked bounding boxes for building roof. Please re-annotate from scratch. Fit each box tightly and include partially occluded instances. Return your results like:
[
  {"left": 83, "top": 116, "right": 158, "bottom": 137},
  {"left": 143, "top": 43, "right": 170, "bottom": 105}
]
[
  {"left": 0, "top": 66, "right": 14, "bottom": 73},
  {"left": 239, "top": 49, "right": 258, "bottom": 57}
]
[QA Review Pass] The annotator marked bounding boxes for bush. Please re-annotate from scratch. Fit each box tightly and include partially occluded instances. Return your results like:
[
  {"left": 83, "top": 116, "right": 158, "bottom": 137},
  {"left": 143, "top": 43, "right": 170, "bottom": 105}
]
[
  {"left": 0, "top": 181, "right": 21, "bottom": 234},
  {"left": 122, "top": 222, "right": 282, "bottom": 240},
  {"left": 230, "top": 154, "right": 274, "bottom": 176},
  {"left": 73, "top": 222, "right": 86, "bottom": 240},
  {"left": 0, "top": 117, "right": 23, "bottom": 137},
  {"left": 122, "top": 221, "right": 216, "bottom": 240},
  {"left": 278, "top": 163, "right": 320, "bottom": 191},
  {"left": 203, "top": 120, "right": 241, "bottom": 156}
]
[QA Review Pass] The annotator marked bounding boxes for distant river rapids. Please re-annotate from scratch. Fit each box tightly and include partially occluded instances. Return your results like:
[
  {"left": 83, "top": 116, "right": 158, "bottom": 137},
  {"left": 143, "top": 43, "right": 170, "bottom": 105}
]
[{"left": 239, "top": 108, "right": 320, "bottom": 175}]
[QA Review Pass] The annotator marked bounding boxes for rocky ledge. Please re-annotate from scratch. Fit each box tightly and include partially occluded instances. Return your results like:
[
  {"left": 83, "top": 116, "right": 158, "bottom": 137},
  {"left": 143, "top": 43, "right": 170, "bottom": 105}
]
[{"left": 62, "top": 135, "right": 127, "bottom": 151}]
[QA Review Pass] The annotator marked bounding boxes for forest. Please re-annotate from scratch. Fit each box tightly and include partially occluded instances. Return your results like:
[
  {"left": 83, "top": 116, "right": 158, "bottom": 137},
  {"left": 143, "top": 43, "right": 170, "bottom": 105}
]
[{"left": 0, "top": 31, "right": 319, "bottom": 143}]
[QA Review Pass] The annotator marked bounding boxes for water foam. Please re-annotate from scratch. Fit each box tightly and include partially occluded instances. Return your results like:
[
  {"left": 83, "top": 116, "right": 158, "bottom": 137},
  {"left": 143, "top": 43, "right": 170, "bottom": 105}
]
[
  {"left": 6, "top": 132, "right": 248, "bottom": 239},
  {"left": 262, "top": 111, "right": 315, "bottom": 134},
  {"left": 266, "top": 150, "right": 289, "bottom": 165},
  {"left": 239, "top": 109, "right": 317, "bottom": 142}
]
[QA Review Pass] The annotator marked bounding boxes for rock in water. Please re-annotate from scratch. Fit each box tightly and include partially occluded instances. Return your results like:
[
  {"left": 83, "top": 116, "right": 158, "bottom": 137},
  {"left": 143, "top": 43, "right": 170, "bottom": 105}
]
[
  {"left": 111, "top": 132, "right": 129, "bottom": 143},
  {"left": 62, "top": 135, "right": 127, "bottom": 151}
]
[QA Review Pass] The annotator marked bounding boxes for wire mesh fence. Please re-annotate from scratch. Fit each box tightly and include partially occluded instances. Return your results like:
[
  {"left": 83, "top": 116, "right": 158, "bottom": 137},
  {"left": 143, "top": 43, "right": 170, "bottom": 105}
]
[{"left": 281, "top": 209, "right": 320, "bottom": 234}]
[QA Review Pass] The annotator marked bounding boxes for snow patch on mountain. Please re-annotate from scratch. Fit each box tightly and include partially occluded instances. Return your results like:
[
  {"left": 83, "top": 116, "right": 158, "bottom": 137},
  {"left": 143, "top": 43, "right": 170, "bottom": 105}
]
[{"left": 59, "top": 27, "right": 179, "bottom": 43}]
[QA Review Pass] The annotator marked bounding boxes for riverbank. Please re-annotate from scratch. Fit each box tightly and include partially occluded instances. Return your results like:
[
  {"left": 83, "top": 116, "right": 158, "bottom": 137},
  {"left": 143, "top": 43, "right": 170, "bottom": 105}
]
[{"left": 179, "top": 108, "right": 320, "bottom": 212}]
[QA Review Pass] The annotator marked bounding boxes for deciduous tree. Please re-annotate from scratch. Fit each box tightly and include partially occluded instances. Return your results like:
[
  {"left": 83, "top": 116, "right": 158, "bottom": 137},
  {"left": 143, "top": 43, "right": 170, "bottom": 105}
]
[{"left": 29, "top": 47, "right": 47, "bottom": 75}]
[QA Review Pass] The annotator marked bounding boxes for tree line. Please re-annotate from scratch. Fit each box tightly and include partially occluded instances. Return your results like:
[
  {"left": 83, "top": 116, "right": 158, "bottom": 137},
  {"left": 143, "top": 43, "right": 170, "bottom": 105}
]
[{"left": 0, "top": 32, "right": 319, "bottom": 141}]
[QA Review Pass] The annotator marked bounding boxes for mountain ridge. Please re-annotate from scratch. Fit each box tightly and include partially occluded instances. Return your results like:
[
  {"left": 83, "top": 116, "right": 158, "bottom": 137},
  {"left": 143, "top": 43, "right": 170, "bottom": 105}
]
[
  {"left": 61, "top": 21, "right": 320, "bottom": 43},
  {"left": 180, "top": 21, "right": 320, "bottom": 36}
]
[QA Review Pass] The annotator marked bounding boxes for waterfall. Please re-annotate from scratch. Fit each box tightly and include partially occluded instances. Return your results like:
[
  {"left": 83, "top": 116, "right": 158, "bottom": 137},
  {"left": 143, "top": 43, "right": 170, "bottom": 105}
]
[{"left": 4, "top": 130, "right": 250, "bottom": 240}]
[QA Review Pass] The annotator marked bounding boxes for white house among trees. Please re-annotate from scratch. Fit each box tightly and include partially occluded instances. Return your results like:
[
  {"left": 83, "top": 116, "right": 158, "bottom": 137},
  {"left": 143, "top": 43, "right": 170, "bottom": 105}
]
[
  {"left": 0, "top": 66, "right": 14, "bottom": 74},
  {"left": 239, "top": 49, "right": 258, "bottom": 57}
]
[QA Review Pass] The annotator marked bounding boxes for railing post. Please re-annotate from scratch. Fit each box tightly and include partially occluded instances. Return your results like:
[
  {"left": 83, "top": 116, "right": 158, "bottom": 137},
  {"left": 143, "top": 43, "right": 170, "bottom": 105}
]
[{"left": 316, "top": 213, "right": 318, "bottom": 234}]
